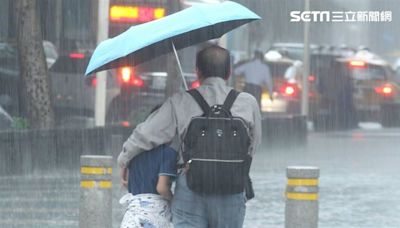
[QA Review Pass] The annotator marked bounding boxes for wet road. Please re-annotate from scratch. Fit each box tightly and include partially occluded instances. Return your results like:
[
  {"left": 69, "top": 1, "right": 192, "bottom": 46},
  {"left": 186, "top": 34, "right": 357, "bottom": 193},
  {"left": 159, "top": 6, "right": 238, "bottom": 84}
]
[{"left": 1, "top": 126, "right": 400, "bottom": 228}]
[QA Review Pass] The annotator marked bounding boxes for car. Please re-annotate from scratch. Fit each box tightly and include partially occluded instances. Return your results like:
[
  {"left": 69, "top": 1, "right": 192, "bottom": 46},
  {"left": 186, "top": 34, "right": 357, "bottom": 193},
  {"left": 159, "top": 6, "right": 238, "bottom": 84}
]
[
  {"left": 310, "top": 47, "right": 400, "bottom": 130},
  {"left": 0, "top": 41, "right": 58, "bottom": 117},
  {"left": 308, "top": 46, "right": 356, "bottom": 130},
  {"left": 341, "top": 51, "right": 400, "bottom": 127},
  {"left": 261, "top": 50, "right": 303, "bottom": 114}
]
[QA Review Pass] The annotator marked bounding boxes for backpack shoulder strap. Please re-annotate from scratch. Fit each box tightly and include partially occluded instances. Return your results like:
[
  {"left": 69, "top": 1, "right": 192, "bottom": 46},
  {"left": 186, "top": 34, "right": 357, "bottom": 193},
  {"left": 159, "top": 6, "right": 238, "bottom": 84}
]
[
  {"left": 223, "top": 89, "right": 240, "bottom": 111},
  {"left": 187, "top": 89, "right": 210, "bottom": 115}
]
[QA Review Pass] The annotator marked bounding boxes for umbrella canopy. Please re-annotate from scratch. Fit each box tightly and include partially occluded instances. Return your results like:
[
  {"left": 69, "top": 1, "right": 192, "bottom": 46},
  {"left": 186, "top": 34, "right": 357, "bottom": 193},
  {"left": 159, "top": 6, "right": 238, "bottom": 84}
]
[{"left": 85, "top": 1, "right": 260, "bottom": 76}]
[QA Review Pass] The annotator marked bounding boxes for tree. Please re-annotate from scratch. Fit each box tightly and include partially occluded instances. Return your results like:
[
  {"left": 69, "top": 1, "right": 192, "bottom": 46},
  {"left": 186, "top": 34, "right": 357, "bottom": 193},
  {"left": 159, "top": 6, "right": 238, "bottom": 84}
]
[{"left": 14, "top": 0, "right": 55, "bottom": 129}]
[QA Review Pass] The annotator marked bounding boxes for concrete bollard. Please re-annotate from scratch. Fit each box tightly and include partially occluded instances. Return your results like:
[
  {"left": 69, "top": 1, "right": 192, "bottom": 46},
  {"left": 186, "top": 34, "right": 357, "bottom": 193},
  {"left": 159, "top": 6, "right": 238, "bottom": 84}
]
[
  {"left": 79, "top": 155, "right": 113, "bottom": 228},
  {"left": 285, "top": 166, "right": 319, "bottom": 228}
]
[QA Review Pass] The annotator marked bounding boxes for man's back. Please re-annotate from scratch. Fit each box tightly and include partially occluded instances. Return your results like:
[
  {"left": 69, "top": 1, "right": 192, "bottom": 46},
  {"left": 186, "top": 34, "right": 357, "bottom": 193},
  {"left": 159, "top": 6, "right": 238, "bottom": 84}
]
[
  {"left": 234, "top": 58, "right": 274, "bottom": 105},
  {"left": 234, "top": 59, "right": 271, "bottom": 86},
  {"left": 118, "top": 77, "right": 261, "bottom": 166}
]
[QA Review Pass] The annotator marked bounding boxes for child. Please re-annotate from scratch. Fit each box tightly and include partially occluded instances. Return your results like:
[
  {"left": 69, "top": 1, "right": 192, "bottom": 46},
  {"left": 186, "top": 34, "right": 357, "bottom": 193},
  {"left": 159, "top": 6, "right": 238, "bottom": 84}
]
[{"left": 119, "top": 106, "right": 177, "bottom": 228}]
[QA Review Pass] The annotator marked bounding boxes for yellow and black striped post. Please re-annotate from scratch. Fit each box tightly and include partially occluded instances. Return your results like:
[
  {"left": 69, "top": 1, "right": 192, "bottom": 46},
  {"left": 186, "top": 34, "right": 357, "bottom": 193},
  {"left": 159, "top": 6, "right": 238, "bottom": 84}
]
[
  {"left": 79, "top": 155, "right": 113, "bottom": 228},
  {"left": 285, "top": 166, "right": 319, "bottom": 228}
]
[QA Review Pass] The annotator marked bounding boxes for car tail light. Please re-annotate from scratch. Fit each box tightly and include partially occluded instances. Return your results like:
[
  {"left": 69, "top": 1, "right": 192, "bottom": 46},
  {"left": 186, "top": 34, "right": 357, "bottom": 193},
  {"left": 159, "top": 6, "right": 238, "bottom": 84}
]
[
  {"left": 120, "top": 121, "right": 131, "bottom": 127},
  {"left": 308, "top": 75, "right": 316, "bottom": 83},
  {"left": 280, "top": 83, "right": 299, "bottom": 97},
  {"left": 91, "top": 77, "right": 97, "bottom": 87},
  {"left": 375, "top": 83, "right": 395, "bottom": 97},
  {"left": 117, "top": 67, "right": 144, "bottom": 87},
  {"left": 121, "top": 67, "right": 132, "bottom": 83},
  {"left": 191, "top": 80, "right": 200, "bottom": 89},
  {"left": 349, "top": 60, "right": 366, "bottom": 68},
  {"left": 132, "top": 77, "right": 144, "bottom": 87},
  {"left": 69, "top": 52, "right": 85, "bottom": 59}
]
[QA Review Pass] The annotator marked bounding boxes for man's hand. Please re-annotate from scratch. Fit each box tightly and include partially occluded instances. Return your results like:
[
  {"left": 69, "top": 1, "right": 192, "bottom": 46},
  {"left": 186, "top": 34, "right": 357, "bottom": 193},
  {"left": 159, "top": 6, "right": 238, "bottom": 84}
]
[{"left": 120, "top": 166, "right": 128, "bottom": 188}]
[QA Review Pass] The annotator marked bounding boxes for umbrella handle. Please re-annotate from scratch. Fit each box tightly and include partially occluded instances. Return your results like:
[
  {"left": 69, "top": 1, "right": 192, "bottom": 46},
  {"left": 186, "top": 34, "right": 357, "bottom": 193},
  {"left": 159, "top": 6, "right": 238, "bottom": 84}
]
[{"left": 172, "top": 42, "right": 188, "bottom": 91}]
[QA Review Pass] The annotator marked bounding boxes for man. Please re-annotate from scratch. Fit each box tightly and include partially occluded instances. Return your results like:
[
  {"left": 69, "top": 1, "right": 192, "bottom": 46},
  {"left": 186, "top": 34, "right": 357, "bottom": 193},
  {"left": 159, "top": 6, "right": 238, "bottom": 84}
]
[
  {"left": 233, "top": 50, "right": 273, "bottom": 106},
  {"left": 118, "top": 45, "right": 261, "bottom": 228}
]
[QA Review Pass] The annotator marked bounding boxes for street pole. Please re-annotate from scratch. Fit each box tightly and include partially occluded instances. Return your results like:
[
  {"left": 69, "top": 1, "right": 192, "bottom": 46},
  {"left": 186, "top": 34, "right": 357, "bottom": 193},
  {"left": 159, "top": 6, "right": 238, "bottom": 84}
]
[
  {"left": 301, "top": 0, "right": 310, "bottom": 117},
  {"left": 95, "top": 0, "right": 110, "bottom": 126}
]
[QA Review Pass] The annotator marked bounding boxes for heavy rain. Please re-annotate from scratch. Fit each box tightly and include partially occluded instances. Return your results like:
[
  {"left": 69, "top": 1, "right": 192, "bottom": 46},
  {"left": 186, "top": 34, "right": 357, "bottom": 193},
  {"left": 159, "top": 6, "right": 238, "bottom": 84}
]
[{"left": 1, "top": 0, "right": 400, "bottom": 227}]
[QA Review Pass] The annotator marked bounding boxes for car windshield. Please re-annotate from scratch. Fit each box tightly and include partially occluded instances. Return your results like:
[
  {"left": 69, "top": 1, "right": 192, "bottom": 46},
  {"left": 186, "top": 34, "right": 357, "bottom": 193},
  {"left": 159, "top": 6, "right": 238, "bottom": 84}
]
[{"left": 350, "top": 65, "right": 386, "bottom": 80}]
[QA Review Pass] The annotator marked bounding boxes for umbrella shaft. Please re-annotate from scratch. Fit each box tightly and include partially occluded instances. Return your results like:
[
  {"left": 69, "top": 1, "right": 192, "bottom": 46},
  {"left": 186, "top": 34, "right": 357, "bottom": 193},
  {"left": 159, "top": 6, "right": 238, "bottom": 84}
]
[{"left": 172, "top": 42, "right": 188, "bottom": 91}]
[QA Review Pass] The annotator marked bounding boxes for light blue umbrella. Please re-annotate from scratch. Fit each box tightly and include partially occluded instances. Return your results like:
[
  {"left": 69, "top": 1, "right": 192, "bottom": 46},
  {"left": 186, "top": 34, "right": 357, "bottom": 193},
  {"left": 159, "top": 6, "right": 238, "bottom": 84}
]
[{"left": 85, "top": 1, "right": 260, "bottom": 89}]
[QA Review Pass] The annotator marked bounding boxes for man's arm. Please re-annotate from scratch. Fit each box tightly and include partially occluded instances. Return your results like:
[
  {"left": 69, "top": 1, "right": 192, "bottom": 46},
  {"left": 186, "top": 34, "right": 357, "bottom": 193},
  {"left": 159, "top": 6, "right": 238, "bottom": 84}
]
[{"left": 117, "top": 98, "right": 178, "bottom": 168}]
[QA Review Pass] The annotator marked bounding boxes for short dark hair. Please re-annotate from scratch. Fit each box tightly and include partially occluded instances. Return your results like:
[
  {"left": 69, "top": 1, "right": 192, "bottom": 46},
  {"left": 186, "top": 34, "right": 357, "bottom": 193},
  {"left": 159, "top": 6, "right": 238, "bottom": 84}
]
[{"left": 196, "top": 45, "right": 230, "bottom": 79}]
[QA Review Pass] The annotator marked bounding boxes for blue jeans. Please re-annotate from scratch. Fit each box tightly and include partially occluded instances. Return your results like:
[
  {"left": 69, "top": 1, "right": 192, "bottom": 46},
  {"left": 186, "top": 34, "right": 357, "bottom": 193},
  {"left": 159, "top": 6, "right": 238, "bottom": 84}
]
[{"left": 172, "top": 173, "right": 246, "bottom": 228}]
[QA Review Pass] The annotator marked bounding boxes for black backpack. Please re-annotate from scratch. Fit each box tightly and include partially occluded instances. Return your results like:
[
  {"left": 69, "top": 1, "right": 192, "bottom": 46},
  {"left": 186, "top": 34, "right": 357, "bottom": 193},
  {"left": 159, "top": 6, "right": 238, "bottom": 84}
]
[{"left": 183, "top": 89, "right": 251, "bottom": 195}]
